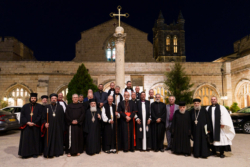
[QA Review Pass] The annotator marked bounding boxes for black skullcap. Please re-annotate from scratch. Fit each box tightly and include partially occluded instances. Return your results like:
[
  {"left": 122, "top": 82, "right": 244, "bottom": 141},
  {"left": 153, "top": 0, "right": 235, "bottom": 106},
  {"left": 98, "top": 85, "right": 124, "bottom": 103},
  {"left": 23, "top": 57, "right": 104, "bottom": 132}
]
[
  {"left": 50, "top": 93, "right": 58, "bottom": 99},
  {"left": 178, "top": 101, "right": 186, "bottom": 106},
  {"left": 30, "top": 93, "right": 37, "bottom": 97},
  {"left": 193, "top": 98, "right": 201, "bottom": 103},
  {"left": 41, "top": 95, "right": 48, "bottom": 99},
  {"left": 89, "top": 98, "right": 96, "bottom": 103}
]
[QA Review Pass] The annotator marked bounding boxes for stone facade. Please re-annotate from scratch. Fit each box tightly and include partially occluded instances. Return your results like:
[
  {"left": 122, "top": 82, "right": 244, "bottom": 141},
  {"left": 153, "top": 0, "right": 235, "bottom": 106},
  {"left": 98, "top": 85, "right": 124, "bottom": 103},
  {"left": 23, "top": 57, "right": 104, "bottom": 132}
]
[
  {"left": 0, "top": 37, "right": 35, "bottom": 61},
  {"left": 73, "top": 19, "right": 155, "bottom": 62},
  {"left": 153, "top": 11, "right": 186, "bottom": 62}
]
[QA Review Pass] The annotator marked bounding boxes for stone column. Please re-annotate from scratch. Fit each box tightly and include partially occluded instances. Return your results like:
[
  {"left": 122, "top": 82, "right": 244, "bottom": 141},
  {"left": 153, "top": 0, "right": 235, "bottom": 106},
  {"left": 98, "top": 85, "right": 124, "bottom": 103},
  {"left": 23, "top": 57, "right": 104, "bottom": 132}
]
[{"left": 114, "top": 27, "right": 126, "bottom": 92}]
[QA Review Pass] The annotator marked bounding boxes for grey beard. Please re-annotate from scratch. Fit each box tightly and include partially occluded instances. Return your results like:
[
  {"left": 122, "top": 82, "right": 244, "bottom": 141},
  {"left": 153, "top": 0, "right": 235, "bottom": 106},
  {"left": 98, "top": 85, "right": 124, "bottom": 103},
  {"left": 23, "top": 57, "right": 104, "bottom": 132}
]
[
  {"left": 179, "top": 109, "right": 186, "bottom": 114},
  {"left": 90, "top": 106, "right": 97, "bottom": 112},
  {"left": 155, "top": 99, "right": 160, "bottom": 103},
  {"left": 194, "top": 105, "right": 201, "bottom": 111}
]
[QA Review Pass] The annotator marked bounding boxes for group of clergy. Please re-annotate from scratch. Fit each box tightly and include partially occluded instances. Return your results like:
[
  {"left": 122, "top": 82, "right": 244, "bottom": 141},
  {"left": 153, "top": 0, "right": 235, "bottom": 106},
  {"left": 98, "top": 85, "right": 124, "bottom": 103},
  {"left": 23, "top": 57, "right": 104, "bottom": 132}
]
[{"left": 18, "top": 81, "right": 235, "bottom": 159}]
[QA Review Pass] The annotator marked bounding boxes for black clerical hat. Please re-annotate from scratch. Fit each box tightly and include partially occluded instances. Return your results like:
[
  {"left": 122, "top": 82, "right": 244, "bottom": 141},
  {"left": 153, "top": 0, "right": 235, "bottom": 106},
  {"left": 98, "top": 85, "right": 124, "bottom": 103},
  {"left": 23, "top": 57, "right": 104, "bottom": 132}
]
[
  {"left": 30, "top": 93, "right": 37, "bottom": 97},
  {"left": 50, "top": 93, "right": 58, "bottom": 99},
  {"left": 41, "top": 95, "right": 48, "bottom": 99},
  {"left": 178, "top": 101, "right": 186, "bottom": 106},
  {"left": 89, "top": 98, "right": 96, "bottom": 103},
  {"left": 193, "top": 98, "right": 201, "bottom": 103}
]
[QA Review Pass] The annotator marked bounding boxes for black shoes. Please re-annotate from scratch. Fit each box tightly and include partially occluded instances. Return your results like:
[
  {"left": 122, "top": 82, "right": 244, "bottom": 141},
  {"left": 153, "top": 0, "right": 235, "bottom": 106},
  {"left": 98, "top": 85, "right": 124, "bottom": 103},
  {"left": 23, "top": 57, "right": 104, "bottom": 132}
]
[
  {"left": 160, "top": 149, "right": 164, "bottom": 152},
  {"left": 165, "top": 148, "right": 171, "bottom": 151},
  {"left": 105, "top": 151, "right": 110, "bottom": 154},
  {"left": 220, "top": 154, "right": 225, "bottom": 158},
  {"left": 33, "top": 155, "right": 38, "bottom": 158}
]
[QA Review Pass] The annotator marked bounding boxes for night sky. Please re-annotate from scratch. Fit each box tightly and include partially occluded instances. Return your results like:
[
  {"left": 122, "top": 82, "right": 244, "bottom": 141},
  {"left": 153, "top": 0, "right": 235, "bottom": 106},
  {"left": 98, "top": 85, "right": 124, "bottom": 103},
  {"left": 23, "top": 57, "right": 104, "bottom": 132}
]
[{"left": 0, "top": 0, "right": 249, "bottom": 62}]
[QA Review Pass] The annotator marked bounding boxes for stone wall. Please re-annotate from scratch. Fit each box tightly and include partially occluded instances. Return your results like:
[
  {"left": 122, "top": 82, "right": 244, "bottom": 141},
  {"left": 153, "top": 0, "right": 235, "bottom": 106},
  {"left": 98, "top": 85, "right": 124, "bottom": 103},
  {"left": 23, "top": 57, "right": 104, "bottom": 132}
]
[
  {"left": 0, "top": 61, "right": 228, "bottom": 105},
  {"left": 73, "top": 19, "right": 155, "bottom": 62}
]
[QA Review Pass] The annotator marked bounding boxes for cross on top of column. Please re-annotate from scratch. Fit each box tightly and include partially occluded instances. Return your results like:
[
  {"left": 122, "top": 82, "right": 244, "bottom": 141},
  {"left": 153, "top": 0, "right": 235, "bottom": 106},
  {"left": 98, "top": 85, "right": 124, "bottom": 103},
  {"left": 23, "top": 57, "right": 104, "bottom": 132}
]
[{"left": 110, "top": 5, "right": 129, "bottom": 27}]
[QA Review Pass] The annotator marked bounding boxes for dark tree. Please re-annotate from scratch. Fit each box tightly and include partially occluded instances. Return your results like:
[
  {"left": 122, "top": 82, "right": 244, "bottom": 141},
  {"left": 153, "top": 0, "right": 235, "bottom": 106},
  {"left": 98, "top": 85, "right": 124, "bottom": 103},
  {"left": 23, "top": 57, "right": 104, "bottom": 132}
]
[
  {"left": 164, "top": 63, "right": 194, "bottom": 104},
  {"left": 67, "top": 64, "right": 98, "bottom": 103}
]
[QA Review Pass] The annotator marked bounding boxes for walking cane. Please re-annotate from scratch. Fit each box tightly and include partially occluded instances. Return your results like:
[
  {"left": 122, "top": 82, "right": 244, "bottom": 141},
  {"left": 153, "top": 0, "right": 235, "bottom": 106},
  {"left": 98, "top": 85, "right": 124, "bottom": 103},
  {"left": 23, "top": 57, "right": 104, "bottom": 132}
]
[
  {"left": 116, "top": 111, "right": 118, "bottom": 154},
  {"left": 47, "top": 108, "right": 49, "bottom": 158}
]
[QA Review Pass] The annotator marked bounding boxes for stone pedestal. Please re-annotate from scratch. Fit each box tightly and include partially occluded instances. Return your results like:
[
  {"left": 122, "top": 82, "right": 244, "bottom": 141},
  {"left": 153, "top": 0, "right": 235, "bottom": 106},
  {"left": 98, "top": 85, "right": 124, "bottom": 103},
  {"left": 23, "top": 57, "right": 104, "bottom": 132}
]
[{"left": 114, "top": 27, "right": 126, "bottom": 92}]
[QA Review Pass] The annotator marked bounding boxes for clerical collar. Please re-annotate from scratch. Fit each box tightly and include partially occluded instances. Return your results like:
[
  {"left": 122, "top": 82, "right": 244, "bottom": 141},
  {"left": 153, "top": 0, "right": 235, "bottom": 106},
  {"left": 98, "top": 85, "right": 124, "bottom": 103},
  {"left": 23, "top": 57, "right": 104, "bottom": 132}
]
[
  {"left": 141, "top": 100, "right": 145, "bottom": 102},
  {"left": 115, "top": 93, "right": 120, "bottom": 95},
  {"left": 132, "top": 99, "right": 136, "bottom": 101},
  {"left": 110, "top": 88, "right": 115, "bottom": 90},
  {"left": 57, "top": 99, "right": 64, "bottom": 102},
  {"left": 150, "top": 97, "right": 154, "bottom": 99},
  {"left": 99, "top": 90, "right": 103, "bottom": 93}
]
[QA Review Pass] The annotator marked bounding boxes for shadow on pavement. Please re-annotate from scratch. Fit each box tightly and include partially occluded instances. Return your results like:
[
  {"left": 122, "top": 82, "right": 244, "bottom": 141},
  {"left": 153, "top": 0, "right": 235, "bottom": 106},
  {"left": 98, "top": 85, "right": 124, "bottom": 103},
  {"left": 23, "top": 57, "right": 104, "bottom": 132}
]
[{"left": 4, "top": 146, "right": 19, "bottom": 158}]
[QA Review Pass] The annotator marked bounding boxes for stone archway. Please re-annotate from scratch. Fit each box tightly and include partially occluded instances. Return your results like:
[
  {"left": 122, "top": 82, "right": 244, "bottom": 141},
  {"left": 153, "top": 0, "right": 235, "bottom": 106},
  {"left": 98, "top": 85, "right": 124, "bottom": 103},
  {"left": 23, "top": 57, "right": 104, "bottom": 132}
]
[
  {"left": 193, "top": 84, "right": 220, "bottom": 106},
  {"left": 2, "top": 83, "right": 32, "bottom": 106},
  {"left": 54, "top": 84, "right": 68, "bottom": 103},
  {"left": 235, "top": 79, "right": 250, "bottom": 108},
  {"left": 103, "top": 81, "right": 116, "bottom": 93}
]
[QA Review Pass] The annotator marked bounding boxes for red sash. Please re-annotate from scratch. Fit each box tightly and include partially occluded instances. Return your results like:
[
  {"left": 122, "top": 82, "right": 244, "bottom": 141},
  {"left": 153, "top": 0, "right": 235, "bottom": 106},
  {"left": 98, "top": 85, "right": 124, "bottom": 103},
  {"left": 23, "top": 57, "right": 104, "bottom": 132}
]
[{"left": 126, "top": 112, "right": 136, "bottom": 146}]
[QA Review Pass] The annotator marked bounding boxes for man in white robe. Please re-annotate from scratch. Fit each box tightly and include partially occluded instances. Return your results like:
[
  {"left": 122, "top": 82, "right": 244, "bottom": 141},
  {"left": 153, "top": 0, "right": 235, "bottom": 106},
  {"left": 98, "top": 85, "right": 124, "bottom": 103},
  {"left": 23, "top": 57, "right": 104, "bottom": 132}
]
[
  {"left": 135, "top": 92, "right": 151, "bottom": 151},
  {"left": 122, "top": 81, "right": 134, "bottom": 100},
  {"left": 206, "top": 96, "right": 235, "bottom": 158}
]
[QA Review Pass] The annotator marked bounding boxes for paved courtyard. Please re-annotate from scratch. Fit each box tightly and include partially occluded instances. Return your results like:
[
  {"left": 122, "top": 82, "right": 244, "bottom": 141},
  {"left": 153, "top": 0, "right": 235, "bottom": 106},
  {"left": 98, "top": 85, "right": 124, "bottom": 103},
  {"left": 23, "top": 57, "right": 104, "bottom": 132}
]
[{"left": 0, "top": 130, "right": 249, "bottom": 167}]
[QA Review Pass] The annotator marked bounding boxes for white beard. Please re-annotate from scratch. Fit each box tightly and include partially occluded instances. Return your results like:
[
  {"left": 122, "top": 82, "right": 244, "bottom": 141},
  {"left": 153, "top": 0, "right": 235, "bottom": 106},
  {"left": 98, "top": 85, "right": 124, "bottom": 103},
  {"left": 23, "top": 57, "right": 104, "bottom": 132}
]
[
  {"left": 90, "top": 106, "right": 97, "bottom": 112},
  {"left": 179, "top": 109, "right": 186, "bottom": 114},
  {"left": 194, "top": 105, "right": 201, "bottom": 111},
  {"left": 155, "top": 99, "right": 160, "bottom": 103}
]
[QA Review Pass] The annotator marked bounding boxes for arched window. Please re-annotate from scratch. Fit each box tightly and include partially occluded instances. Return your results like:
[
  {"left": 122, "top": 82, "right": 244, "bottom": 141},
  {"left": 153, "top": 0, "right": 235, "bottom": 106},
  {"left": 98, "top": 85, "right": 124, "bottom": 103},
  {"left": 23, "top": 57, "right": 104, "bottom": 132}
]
[
  {"left": 236, "top": 82, "right": 250, "bottom": 108},
  {"left": 4, "top": 86, "right": 31, "bottom": 106},
  {"left": 173, "top": 36, "right": 178, "bottom": 53},
  {"left": 166, "top": 36, "right": 170, "bottom": 51},
  {"left": 194, "top": 85, "right": 219, "bottom": 106},
  {"left": 151, "top": 83, "right": 169, "bottom": 103},
  {"left": 106, "top": 37, "right": 116, "bottom": 62}
]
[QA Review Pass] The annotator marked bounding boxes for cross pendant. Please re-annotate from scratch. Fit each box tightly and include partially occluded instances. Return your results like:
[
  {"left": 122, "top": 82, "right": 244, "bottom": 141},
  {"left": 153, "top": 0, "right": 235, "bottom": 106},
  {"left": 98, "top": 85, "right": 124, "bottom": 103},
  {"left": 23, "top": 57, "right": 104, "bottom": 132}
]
[
  {"left": 195, "top": 120, "right": 198, "bottom": 125},
  {"left": 53, "top": 113, "right": 56, "bottom": 117},
  {"left": 30, "top": 112, "right": 33, "bottom": 117},
  {"left": 92, "top": 117, "right": 95, "bottom": 123}
]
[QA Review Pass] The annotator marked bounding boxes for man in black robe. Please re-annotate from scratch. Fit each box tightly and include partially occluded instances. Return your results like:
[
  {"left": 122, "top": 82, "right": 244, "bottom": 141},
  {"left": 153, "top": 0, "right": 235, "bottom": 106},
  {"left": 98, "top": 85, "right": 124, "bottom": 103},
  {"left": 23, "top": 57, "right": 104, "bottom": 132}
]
[
  {"left": 135, "top": 92, "right": 151, "bottom": 151},
  {"left": 94, "top": 84, "right": 108, "bottom": 109},
  {"left": 108, "top": 82, "right": 115, "bottom": 96},
  {"left": 41, "top": 95, "right": 48, "bottom": 106},
  {"left": 131, "top": 92, "right": 138, "bottom": 106},
  {"left": 102, "top": 96, "right": 120, "bottom": 153},
  {"left": 113, "top": 86, "right": 123, "bottom": 107},
  {"left": 84, "top": 99, "right": 102, "bottom": 155},
  {"left": 65, "top": 94, "right": 85, "bottom": 157},
  {"left": 42, "top": 93, "right": 65, "bottom": 158},
  {"left": 151, "top": 93, "right": 166, "bottom": 152},
  {"left": 117, "top": 91, "right": 137, "bottom": 152},
  {"left": 18, "top": 93, "right": 42, "bottom": 158},
  {"left": 135, "top": 86, "right": 141, "bottom": 101},
  {"left": 122, "top": 81, "right": 134, "bottom": 100},
  {"left": 171, "top": 102, "right": 191, "bottom": 156},
  {"left": 191, "top": 98, "right": 212, "bottom": 158}
]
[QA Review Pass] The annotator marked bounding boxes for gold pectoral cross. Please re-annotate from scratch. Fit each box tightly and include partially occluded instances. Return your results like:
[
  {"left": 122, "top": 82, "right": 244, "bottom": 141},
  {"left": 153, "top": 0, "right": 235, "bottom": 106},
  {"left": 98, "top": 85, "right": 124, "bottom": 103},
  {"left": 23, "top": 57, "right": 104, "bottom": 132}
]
[
  {"left": 30, "top": 112, "right": 33, "bottom": 117},
  {"left": 195, "top": 120, "right": 198, "bottom": 125},
  {"left": 110, "top": 6, "right": 129, "bottom": 27}
]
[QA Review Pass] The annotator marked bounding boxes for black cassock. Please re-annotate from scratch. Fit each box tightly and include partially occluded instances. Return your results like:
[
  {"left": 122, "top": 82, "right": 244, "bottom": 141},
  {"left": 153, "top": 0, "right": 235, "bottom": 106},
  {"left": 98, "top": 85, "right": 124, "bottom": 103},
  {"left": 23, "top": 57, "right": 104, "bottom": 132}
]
[
  {"left": 117, "top": 100, "right": 137, "bottom": 151},
  {"left": 42, "top": 104, "right": 64, "bottom": 157},
  {"left": 102, "top": 103, "right": 119, "bottom": 151},
  {"left": 136, "top": 100, "right": 151, "bottom": 150},
  {"left": 65, "top": 103, "right": 85, "bottom": 154},
  {"left": 190, "top": 107, "right": 212, "bottom": 158},
  {"left": 18, "top": 103, "right": 42, "bottom": 157},
  {"left": 151, "top": 102, "right": 166, "bottom": 151},
  {"left": 171, "top": 110, "right": 191, "bottom": 155},
  {"left": 84, "top": 108, "right": 102, "bottom": 155}
]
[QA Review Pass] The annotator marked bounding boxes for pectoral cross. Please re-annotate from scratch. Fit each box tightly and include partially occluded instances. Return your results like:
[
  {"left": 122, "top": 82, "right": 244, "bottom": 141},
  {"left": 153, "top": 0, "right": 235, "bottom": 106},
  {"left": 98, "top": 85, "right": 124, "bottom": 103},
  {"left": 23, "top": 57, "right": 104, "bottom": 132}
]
[
  {"left": 110, "top": 5, "right": 129, "bottom": 27},
  {"left": 30, "top": 112, "right": 33, "bottom": 117},
  {"left": 195, "top": 120, "right": 198, "bottom": 125}
]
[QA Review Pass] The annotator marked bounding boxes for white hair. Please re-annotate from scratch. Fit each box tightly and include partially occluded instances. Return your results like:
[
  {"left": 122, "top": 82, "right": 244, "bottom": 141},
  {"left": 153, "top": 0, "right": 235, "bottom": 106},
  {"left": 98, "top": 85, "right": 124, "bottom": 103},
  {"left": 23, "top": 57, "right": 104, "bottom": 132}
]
[
  {"left": 155, "top": 93, "right": 161, "bottom": 97},
  {"left": 115, "top": 86, "right": 120, "bottom": 89},
  {"left": 72, "top": 93, "right": 78, "bottom": 98},
  {"left": 168, "top": 96, "right": 176, "bottom": 100}
]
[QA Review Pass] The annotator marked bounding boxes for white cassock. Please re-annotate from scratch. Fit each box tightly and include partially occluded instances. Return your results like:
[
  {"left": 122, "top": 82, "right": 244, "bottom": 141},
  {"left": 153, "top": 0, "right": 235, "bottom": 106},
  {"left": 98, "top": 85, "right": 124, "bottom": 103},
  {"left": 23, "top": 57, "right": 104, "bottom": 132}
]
[
  {"left": 141, "top": 102, "right": 147, "bottom": 150},
  {"left": 58, "top": 101, "right": 66, "bottom": 112},
  {"left": 206, "top": 105, "right": 235, "bottom": 146},
  {"left": 114, "top": 94, "right": 121, "bottom": 109},
  {"left": 110, "top": 90, "right": 114, "bottom": 96},
  {"left": 122, "top": 89, "right": 132, "bottom": 100},
  {"left": 149, "top": 99, "right": 154, "bottom": 105}
]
